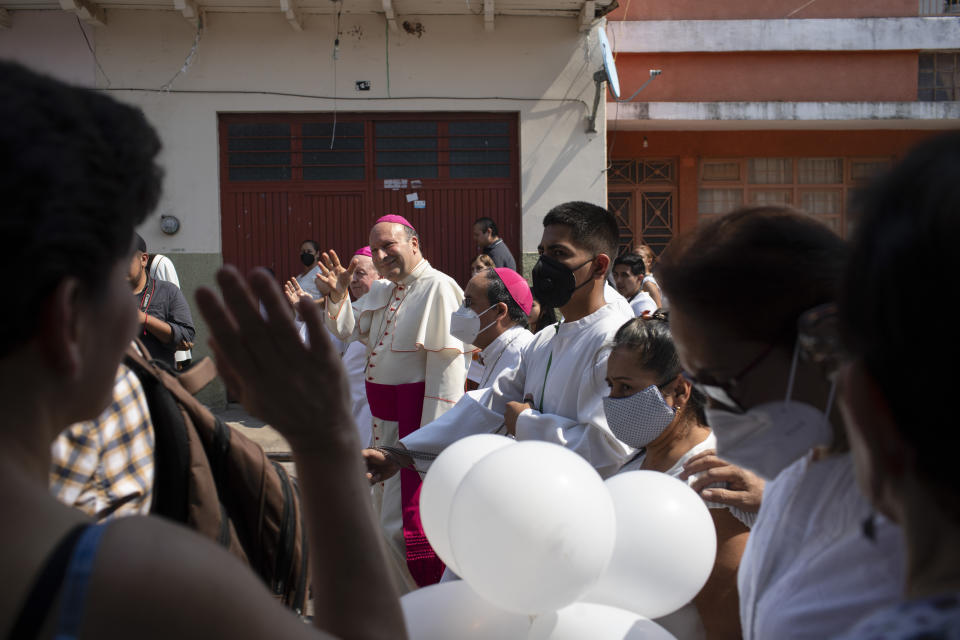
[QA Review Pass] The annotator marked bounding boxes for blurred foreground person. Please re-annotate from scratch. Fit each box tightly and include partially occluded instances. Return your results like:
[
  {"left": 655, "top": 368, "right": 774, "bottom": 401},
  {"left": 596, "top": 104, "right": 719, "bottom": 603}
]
[
  {"left": 0, "top": 62, "right": 403, "bottom": 640},
  {"left": 658, "top": 206, "right": 903, "bottom": 639},
  {"left": 837, "top": 132, "right": 960, "bottom": 638},
  {"left": 606, "top": 315, "right": 749, "bottom": 639}
]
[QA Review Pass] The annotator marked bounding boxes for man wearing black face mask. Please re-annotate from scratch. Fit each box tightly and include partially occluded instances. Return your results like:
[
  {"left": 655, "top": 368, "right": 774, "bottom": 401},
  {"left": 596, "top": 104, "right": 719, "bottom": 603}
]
[
  {"left": 368, "top": 201, "right": 636, "bottom": 481},
  {"left": 295, "top": 239, "right": 322, "bottom": 299}
]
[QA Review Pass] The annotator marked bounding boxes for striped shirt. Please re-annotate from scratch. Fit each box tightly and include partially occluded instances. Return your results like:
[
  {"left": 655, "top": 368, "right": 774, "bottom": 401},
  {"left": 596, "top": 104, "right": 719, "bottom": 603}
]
[{"left": 50, "top": 364, "right": 155, "bottom": 520}]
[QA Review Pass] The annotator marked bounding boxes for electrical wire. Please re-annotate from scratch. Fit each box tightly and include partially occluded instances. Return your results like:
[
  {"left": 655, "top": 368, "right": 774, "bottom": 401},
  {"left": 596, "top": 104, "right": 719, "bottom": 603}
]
[
  {"left": 161, "top": 16, "right": 204, "bottom": 92},
  {"left": 76, "top": 17, "right": 111, "bottom": 87},
  {"left": 102, "top": 87, "right": 589, "bottom": 109},
  {"left": 330, "top": 0, "right": 342, "bottom": 149}
]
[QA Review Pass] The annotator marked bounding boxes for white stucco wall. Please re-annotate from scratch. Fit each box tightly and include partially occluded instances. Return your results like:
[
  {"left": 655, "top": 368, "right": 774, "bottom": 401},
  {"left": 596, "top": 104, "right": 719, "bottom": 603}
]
[{"left": 1, "top": 10, "right": 608, "bottom": 254}]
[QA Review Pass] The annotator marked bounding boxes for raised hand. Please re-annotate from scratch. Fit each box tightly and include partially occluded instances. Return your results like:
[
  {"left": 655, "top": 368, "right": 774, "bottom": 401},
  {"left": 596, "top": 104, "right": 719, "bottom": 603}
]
[
  {"left": 283, "top": 277, "right": 313, "bottom": 308},
  {"left": 680, "top": 449, "right": 766, "bottom": 514},
  {"left": 316, "top": 250, "right": 357, "bottom": 304},
  {"left": 195, "top": 266, "right": 356, "bottom": 450}
]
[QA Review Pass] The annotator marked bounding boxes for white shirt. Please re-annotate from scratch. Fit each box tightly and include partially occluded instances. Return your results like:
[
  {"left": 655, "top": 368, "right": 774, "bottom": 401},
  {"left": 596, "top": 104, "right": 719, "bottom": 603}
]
[
  {"left": 474, "top": 324, "right": 535, "bottom": 389},
  {"left": 297, "top": 264, "right": 322, "bottom": 300},
  {"left": 402, "top": 303, "right": 635, "bottom": 478},
  {"left": 603, "top": 281, "right": 635, "bottom": 319},
  {"left": 738, "top": 452, "right": 904, "bottom": 640},
  {"left": 149, "top": 254, "right": 180, "bottom": 288},
  {"left": 627, "top": 291, "right": 658, "bottom": 317}
]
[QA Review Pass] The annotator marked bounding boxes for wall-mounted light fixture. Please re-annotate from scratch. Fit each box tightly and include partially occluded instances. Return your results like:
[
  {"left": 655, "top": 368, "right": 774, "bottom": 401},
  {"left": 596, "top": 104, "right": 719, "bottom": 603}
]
[{"left": 160, "top": 214, "right": 181, "bottom": 235}]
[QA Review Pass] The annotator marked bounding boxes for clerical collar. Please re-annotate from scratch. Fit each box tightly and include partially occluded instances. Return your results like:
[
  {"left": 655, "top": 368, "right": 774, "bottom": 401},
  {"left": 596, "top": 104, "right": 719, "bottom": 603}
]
[
  {"left": 480, "top": 324, "right": 522, "bottom": 362},
  {"left": 399, "top": 259, "right": 429, "bottom": 287}
]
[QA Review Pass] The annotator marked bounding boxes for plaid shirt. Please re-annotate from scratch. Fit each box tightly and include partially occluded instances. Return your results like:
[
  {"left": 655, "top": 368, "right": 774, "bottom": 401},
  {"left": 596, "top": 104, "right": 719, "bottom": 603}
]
[{"left": 50, "top": 363, "right": 155, "bottom": 520}]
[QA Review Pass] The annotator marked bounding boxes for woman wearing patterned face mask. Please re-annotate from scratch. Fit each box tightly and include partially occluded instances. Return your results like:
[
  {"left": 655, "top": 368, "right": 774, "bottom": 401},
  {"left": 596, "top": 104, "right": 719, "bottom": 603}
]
[
  {"left": 604, "top": 314, "right": 750, "bottom": 640},
  {"left": 656, "top": 206, "right": 904, "bottom": 640}
]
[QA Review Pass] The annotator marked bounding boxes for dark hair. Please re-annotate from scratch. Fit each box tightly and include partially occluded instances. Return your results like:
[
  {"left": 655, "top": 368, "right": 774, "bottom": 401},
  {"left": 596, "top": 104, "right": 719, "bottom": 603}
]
[
  {"left": 0, "top": 62, "right": 163, "bottom": 357},
  {"left": 613, "top": 253, "right": 646, "bottom": 276},
  {"left": 484, "top": 269, "right": 529, "bottom": 330},
  {"left": 658, "top": 206, "right": 847, "bottom": 348},
  {"left": 531, "top": 297, "right": 558, "bottom": 333},
  {"left": 609, "top": 313, "right": 706, "bottom": 425},
  {"left": 542, "top": 201, "right": 619, "bottom": 260},
  {"left": 475, "top": 217, "right": 499, "bottom": 238},
  {"left": 301, "top": 240, "right": 320, "bottom": 253},
  {"left": 136, "top": 233, "right": 148, "bottom": 254},
  {"left": 840, "top": 132, "right": 960, "bottom": 516}
]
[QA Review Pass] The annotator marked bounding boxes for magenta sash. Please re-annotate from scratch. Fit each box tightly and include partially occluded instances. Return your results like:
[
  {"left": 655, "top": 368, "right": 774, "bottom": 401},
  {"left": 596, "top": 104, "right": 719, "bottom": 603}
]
[{"left": 365, "top": 380, "right": 445, "bottom": 587}]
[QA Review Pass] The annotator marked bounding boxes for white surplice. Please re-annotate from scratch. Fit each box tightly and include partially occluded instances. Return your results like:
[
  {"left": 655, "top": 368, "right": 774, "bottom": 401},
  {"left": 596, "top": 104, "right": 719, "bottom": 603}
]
[
  {"left": 324, "top": 258, "right": 469, "bottom": 590},
  {"left": 401, "top": 302, "right": 635, "bottom": 478},
  {"left": 473, "top": 324, "right": 535, "bottom": 390}
]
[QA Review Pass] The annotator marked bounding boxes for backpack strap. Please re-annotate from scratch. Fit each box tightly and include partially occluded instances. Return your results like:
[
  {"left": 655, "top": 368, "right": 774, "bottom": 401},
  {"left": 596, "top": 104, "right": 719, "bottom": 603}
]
[
  {"left": 53, "top": 523, "right": 110, "bottom": 639},
  {"left": 7, "top": 524, "right": 90, "bottom": 640}
]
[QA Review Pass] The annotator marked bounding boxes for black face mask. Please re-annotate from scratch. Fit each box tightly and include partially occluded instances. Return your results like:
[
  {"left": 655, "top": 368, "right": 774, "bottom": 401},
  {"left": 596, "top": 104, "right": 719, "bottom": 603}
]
[
  {"left": 300, "top": 252, "right": 316, "bottom": 267},
  {"left": 531, "top": 254, "right": 595, "bottom": 309}
]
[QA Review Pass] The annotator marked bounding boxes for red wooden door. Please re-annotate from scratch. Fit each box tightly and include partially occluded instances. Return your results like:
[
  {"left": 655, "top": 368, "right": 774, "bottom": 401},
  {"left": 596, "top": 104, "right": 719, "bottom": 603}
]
[{"left": 219, "top": 113, "right": 520, "bottom": 289}]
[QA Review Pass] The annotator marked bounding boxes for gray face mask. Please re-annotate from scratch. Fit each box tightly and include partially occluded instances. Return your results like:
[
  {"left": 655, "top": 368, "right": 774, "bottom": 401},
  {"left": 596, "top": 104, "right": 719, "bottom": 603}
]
[
  {"left": 704, "top": 339, "right": 836, "bottom": 480},
  {"left": 603, "top": 385, "right": 676, "bottom": 449}
]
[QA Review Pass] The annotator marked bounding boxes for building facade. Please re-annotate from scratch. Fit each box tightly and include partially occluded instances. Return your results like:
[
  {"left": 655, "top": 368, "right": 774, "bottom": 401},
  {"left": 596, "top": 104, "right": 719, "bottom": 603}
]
[
  {"left": 1, "top": 0, "right": 617, "bottom": 404},
  {"left": 605, "top": 0, "right": 960, "bottom": 255}
]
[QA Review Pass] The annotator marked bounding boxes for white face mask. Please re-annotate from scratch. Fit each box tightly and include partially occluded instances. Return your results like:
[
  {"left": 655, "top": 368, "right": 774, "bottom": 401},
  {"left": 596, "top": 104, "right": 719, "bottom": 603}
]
[
  {"left": 603, "top": 385, "right": 676, "bottom": 449},
  {"left": 704, "top": 340, "right": 836, "bottom": 481},
  {"left": 449, "top": 303, "right": 497, "bottom": 346}
]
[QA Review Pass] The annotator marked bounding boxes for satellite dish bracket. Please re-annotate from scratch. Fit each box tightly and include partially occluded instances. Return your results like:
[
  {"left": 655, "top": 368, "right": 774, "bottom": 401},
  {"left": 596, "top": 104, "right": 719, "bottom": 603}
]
[{"left": 587, "top": 69, "right": 607, "bottom": 134}]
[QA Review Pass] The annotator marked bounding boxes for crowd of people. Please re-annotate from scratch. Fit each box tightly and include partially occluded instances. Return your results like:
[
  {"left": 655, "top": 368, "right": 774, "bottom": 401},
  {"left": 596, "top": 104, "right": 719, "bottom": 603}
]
[{"left": 2, "top": 60, "right": 959, "bottom": 639}]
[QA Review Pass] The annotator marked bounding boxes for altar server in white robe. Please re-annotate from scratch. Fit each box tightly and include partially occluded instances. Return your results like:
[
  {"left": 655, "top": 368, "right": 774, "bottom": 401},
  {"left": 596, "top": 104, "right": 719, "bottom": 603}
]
[
  {"left": 365, "top": 202, "right": 635, "bottom": 481},
  {"left": 316, "top": 215, "right": 470, "bottom": 591}
]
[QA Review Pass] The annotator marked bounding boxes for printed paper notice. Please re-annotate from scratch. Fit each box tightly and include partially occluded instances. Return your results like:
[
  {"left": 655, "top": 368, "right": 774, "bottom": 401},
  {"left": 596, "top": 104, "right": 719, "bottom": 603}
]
[
  {"left": 406, "top": 192, "right": 419, "bottom": 203},
  {"left": 414, "top": 200, "right": 426, "bottom": 209}
]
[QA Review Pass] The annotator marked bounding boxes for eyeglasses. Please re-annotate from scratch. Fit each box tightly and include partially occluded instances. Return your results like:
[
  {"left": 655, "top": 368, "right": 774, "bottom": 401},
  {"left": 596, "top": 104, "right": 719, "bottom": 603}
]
[{"left": 682, "top": 342, "right": 778, "bottom": 414}]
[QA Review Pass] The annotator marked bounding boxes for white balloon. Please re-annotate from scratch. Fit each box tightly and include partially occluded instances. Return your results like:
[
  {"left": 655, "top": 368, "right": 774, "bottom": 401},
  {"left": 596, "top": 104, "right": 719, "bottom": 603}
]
[
  {"left": 401, "top": 580, "right": 532, "bottom": 639},
  {"left": 449, "top": 441, "right": 616, "bottom": 615},
  {"left": 419, "top": 434, "right": 515, "bottom": 574},
  {"left": 530, "top": 602, "right": 676, "bottom": 639},
  {"left": 584, "top": 471, "right": 717, "bottom": 619}
]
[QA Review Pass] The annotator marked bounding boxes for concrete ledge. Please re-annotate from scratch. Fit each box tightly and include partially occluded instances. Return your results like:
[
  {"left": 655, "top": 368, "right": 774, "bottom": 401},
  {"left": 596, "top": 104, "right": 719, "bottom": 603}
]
[
  {"left": 608, "top": 101, "right": 960, "bottom": 130},
  {"left": 608, "top": 17, "right": 960, "bottom": 52}
]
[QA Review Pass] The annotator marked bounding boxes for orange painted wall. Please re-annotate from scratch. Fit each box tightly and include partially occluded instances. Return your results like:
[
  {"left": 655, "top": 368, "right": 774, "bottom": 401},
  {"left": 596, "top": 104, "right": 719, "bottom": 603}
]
[
  {"left": 607, "top": 130, "right": 941, "bottom": 233},
  {"left": 606, "top": 0, "right": 916, "bottom": 21},
  {"left": 611, "top": 52, "right": 918, "bottom": 102}
]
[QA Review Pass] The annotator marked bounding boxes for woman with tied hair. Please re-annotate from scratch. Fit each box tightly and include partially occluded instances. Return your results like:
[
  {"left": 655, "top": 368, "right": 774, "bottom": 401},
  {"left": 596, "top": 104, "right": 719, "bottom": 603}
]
[
  {"left": 604, "top": 313, "right": 750, "bottom": 639},
  {"left": 656, "top": 206, "right": 903, "bottom": 639},
  {"left": 0, "top": 62, "right": 403, "bottom": 640},
  {"left": 836, "top": 132, "right": 960, "bottom": 638}
]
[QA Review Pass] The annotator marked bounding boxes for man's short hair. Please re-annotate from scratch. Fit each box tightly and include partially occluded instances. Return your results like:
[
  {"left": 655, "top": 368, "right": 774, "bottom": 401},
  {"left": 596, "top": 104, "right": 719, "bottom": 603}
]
[
  {"left": 613, "top": 253, "right": 645, "bottom": 276},
  {"left": 542, "top": 202, "right": 619, "bottom": 259},
  {"left": 302, "top": 240, "right": 319, "bottom": 252},
  {"left": 484, "top": 269, "right": 529, "bottom": 330},
  {"left": 0, "top": 62, "right": 163, "bottom": 356},
  {"left": 136, "top": 233, "right": 148, "bottom": 254},
  {"left": 475, "top": 217, "right": 499, "bottom": 238}
]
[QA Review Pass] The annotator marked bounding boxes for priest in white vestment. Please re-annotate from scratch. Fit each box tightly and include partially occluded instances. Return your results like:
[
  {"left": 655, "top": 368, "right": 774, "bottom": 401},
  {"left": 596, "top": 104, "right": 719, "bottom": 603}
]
[
  {"left": 452, "top": 267, "right": 535, "bottom": 392},
  {"left": 367, "top": 202, "right": 636, "bottom": 482},
  {"left": 317, "top": 215, "right": 470, "bottom": 591}
]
